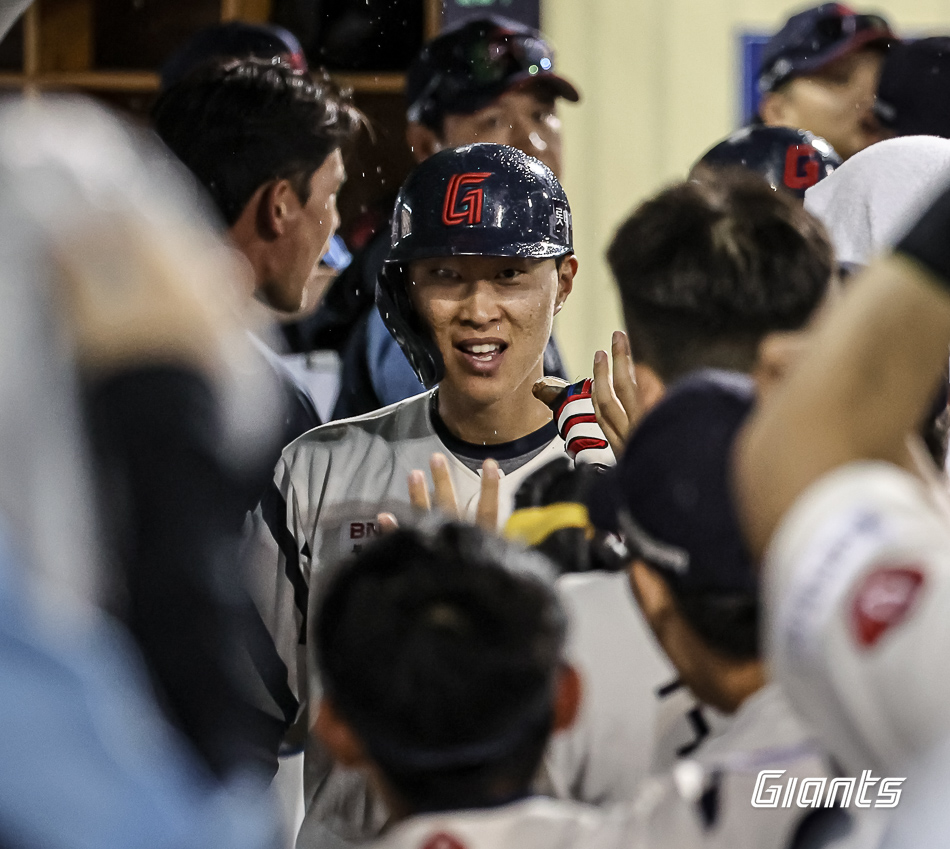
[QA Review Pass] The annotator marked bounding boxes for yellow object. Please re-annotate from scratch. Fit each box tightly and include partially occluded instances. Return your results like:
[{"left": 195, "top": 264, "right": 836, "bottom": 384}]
[{"left": 504, "top": 502, "right": 593, "bottom": 548}]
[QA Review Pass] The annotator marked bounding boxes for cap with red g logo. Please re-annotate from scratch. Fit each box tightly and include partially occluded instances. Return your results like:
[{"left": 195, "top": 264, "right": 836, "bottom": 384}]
[{"left": 377, "top": 143, "right": 573, "bottom": 388}]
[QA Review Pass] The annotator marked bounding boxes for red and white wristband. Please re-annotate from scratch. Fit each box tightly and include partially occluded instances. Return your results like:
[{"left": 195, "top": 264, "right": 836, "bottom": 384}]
[{"left": 554, "top": 379, "right": 615, "bottom": 467}]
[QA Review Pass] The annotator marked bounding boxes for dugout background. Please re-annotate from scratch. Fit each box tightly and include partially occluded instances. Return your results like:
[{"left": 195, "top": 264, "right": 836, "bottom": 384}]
[{"left": 546, "top": 0, "right": 950, "bottom": 376}]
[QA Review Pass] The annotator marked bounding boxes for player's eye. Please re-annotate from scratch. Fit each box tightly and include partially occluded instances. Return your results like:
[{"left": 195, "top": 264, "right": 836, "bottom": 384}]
[{"left": 496, "top": 267, "right": 525, "bottom": 281}]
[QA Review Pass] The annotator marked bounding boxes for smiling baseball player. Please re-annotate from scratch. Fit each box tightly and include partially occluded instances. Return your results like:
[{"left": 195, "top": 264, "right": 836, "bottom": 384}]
[{"left": 243, "top": 142, "right": 587, "bottom": 844}]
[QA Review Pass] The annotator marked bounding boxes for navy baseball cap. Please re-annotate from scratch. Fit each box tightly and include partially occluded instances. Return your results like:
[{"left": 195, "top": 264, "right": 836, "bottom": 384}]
[
  {"left": 875, "top": 38, "right": 950, "bottom": 139},
  {"left": 758, "top": 4, "right": 895, "bottom": 95},
  {"left": 587, "top": 370, "right": 757, "bottom": 596},
  {"left": 160, "top": 22, "right": 308, "bottom": 91},
  {"left": 406, "top": 16, "right": 580, "bottom": 127}
]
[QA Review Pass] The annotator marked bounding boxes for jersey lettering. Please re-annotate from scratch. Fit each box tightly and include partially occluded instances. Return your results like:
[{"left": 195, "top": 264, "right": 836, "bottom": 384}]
[
  {"left": 442, "top": 172, "right": 491, "bottom": 226},
  {"left": 349, "top": 521, "right": 380, "bottom": 540},
  {"left": 783, "top": 144, "right": 820, "bottom": 191}
]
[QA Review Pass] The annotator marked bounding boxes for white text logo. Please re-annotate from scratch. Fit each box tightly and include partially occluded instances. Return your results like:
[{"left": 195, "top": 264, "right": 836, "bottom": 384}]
[{"left": 751, "top": 770, "right": 904, "bottom": 809}]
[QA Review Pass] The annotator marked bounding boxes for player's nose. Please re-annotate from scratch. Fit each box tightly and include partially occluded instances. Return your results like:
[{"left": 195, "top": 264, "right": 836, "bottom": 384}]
[{"left": 458, "top": 279, "right": 501, "bottom": 326}]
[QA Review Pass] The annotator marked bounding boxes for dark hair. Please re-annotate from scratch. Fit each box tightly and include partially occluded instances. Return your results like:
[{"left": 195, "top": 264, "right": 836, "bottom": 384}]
[
  {"left": 152, "top": 58, "right": 361, "bottom": 226},
  {"left": 607, "top": 170, "right": 833, "bottom": 383},
  {"left": 314, "top": 522, "right": 566, "bottom": 814}
]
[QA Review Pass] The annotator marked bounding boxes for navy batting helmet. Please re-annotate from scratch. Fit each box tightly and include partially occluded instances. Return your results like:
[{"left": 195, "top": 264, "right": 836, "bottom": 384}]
[
  {"left": 377, "top": 143, "right": 573, "bottom": 388},
  {"left": 695, "top": 126, "right": 841, "bottom": 199}
]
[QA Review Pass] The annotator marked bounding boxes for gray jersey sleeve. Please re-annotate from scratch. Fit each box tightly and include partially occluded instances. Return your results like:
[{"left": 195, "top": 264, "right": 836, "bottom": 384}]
[{"left": 241, "top": 450, "right": 317, "bottom": 741}]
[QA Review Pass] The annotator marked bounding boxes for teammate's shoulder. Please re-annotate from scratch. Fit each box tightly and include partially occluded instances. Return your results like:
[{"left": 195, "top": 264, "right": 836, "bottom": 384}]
[{"left": 373, "top": 797, "right": 636, "bottom": 849}]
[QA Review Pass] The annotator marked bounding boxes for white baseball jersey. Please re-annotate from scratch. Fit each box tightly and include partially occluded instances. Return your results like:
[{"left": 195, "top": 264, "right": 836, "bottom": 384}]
[
  {"left": 764, "top": 460, "right": 950, "bottom": 775},
  {"left": 368, "top": 795, "right": 701, "bottom": 849},
  {"left": 542, "top": 572, "right": 725, "bottom": 805},
  {"left": 637, "top": 683, "right": 834, "bottom": 849},
  {"left": 242, "top": 389, "right": 566, "bottom": 845},
  {"left": 368, "top": 685, "right": 828, "bottom": 849}
]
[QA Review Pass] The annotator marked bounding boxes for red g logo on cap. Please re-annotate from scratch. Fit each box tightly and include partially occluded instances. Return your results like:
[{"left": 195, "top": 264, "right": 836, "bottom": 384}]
[
  {"left": 442, "top": 172, "right": 491, "bottom": 226},
  {"left": 783, "top": 144, "right": 821, "bottom": 191},
  {"left": 850, "top": 566, "right": 925, "bottom": 649}
]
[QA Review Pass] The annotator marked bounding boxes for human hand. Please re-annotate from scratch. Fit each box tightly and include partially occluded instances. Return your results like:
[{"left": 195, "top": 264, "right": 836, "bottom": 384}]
[{"left": 406, "top": 452, "right": 501, "bottom": 530}]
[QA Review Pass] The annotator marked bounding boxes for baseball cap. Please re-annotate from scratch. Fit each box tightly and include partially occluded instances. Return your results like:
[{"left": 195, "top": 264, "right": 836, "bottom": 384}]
[
  {"left": 406, "top": 16, "right": 580, "bottom": 127},
  {"left": 160, "top": 22, "right": 308, "bottom": 91},
  {"left": 758, "top": 4, "right": 896, "bottom": 95},
  {"left": 587, "top": 370, "right": 757, "bottom": 596},
  {"left": 875, "top": 38, "right": 950, "bottom": 139}
]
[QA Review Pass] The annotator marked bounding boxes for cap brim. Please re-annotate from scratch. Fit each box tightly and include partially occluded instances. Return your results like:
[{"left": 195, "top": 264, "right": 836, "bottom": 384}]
[
  {"left": 508, "top": 71, "right": 581, "bottom": 103},
  {"left": 797, "top": 28, "right": 897, "bottom": 76}
]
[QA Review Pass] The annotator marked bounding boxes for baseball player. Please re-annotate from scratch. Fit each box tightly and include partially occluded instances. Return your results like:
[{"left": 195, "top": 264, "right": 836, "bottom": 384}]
[
  {"left": 288, "top": 16, "right": 577, "bottom": 420},
  {"left": 311, "top": 521, "right": 703, "bottom": 849},
  {"left": 757, "top": 4, "right": 896, "bottom": 160},
  {"left": 693, "top": 125, "right": 841, "bottom": 200},
  {"left": 243, "top": 143, "right": 585, "bottom": 844},
  {"left": 734, "top": 175, "right": 950, "bottom": 777},
  {"left": 514, "top": 169, "right": 836, "bottom": 809},
  {"left": 585, "top": 371, "right": 837, "bottom": 849}
]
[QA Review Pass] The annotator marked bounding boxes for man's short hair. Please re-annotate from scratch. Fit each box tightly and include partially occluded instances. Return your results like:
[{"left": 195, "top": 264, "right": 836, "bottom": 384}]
[
  {"left": 314, "top": 522, "right": 566, "bottom": 813},
  {"left": 606, "top": 170, "right": 834, "bottom": 383},
  {"left": 152, "top": 58, "right": 361, "bottom": 226}
]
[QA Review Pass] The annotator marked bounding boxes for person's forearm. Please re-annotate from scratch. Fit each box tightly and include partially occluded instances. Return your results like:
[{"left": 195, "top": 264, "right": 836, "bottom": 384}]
[{"left": 736, "top": 254, "right": 950, "bottom": 558}]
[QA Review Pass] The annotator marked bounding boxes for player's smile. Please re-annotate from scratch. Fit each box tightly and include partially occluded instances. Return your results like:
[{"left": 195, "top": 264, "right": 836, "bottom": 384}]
[
  {"left": 408, "top": 254, "right": 571, "bottom": 409},
  {"left": 454, "top": 336, "right": 509, "bottom": 375}
]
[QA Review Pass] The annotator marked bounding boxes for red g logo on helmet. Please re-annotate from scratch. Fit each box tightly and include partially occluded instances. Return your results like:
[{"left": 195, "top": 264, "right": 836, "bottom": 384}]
[
  {"left": 442, "top": 172, "right": 492, "bottom": 226},
  {"left": 783, "top": 144, "right": 820, "bottom": 190}
]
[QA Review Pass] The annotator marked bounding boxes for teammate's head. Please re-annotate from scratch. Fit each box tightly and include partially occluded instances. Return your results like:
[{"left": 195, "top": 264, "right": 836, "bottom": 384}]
[
  {"left": 693, "top": 125, "right": 841, "bottom": 201},
  {"left": 589, "top": 371, "right": 763, "bottom": 713},
  {"left": 152, "top": 58, "right": 361, "bottom": 312},
  {"left": 378, "top": 143, "right": 576, "bottom": 399},
  {"left": 404, "top": 17, "right": 580, "bottom": 176},
  {"left": 312, "top": 522, "right": 579, "bottom": 816},
  {"left": 158, "top": 21, "right": 308, "bottom": 91},
  {"left": 875, "top": 37, "right": 950, "bottom": 139},
  {"left": 606, "top": 169, "right": 833, "bottom": 386},
  {"left": 757, "top": 4, "right": 896, "bottom": 160}
]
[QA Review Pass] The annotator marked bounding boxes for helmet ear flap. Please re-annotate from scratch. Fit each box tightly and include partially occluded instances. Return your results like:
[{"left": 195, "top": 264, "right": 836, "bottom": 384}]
[{"left": 376, "top": 263, "right": 445, "bottom": 389}]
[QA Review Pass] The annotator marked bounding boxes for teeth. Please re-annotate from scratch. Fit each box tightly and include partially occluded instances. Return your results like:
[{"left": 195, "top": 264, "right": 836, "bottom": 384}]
[{"left": 469, "top": 343, "right": 500, "bottom": 354}]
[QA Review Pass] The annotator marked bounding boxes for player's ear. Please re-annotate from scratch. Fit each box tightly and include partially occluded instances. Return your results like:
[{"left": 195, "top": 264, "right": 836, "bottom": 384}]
[
  {"left": 627, "top": 560, "right": 675, "bottom": 628},
  {"left": 313, "top": 698, "right": 369, "bottom": 768},
  {"left": 552, "top": 663, "right": 582, "bottom": 733},
  {"left": 256, "top": 178, "right": 300, "bottom": 239},
  {"left": 554, "top": 254, "right": 577, "bottom": 315},
  {"left": 406, "top": 121, "right": 443, "bottom": 163}
]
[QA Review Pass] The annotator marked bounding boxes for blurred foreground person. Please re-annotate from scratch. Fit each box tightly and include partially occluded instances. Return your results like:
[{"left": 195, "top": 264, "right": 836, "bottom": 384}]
[
  {"left": 804, "top": 135, "right": 950, "bottom": 269},
  {"left": 153, "top": 57, "right": 362, "bottom": 444},
  {"left": 516, "top": 171, "right": 835, "bottom": 808},
  {"left": 587, "top": 372, "right": 836, "bottom": 849},
  {"left": 758, "top": 3, "right": 895, "bottom": 160},
  {"left": 312, "top": 523, "right": 701, "bottom": 849},
  {"left": 0, "top": 96, "right": 277, "bottom": 846},
  {"left": 735, "top": 145, "right": 950, "bottom": 779}
]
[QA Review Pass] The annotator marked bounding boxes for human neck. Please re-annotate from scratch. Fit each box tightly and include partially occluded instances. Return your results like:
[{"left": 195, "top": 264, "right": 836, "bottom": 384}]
[
  {"left": 436, "top": 373, "right": 553, "bottom": 445},
  {"left": 706, "top": 658, "right": 767, "bottom": 715}
]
